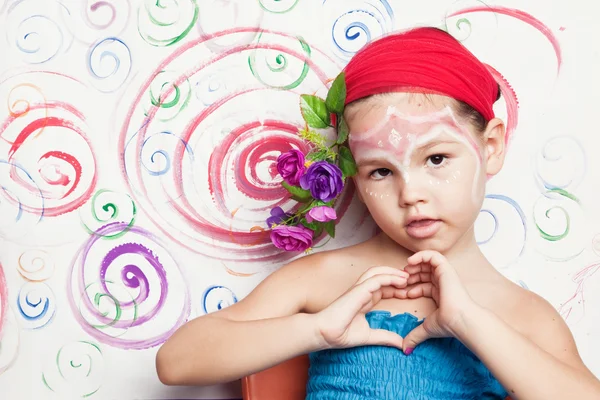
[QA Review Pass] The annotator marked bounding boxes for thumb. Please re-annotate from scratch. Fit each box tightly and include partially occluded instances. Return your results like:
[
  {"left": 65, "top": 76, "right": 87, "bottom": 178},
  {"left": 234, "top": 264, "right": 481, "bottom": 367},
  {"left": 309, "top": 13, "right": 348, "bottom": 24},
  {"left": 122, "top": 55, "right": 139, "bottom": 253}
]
[
  {"left": 402, "top": 324, "right": 429, "bottom": 355},
  {"left": 365, "top": 328, "right": 404, "bottom": 350}
]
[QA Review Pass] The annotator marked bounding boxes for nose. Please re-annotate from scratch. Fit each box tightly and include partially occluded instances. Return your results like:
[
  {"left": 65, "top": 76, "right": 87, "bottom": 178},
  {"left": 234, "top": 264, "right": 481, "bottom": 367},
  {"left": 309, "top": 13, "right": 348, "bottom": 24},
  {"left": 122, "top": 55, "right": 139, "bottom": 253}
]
[{"left": 398, "top": 172, "right": 428, "bottom": 208}]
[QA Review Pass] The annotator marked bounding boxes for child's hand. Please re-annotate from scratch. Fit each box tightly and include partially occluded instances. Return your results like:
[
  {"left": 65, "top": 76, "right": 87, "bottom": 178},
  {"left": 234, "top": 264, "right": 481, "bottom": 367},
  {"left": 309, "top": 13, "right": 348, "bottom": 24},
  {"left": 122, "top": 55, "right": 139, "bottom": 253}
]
[
  {"left": 314, "top": 266, "right": 409, "bottom": 350},
  {"left": 399, "top": 250, "right": 478, "bottom": 355}
]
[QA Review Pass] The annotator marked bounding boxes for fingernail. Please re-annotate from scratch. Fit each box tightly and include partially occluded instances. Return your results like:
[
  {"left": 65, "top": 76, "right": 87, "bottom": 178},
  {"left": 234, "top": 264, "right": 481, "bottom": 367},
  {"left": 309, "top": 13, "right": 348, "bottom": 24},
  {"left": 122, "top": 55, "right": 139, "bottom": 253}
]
[{"left": 404, "top": 347, "right": 414, "bottom": 355}]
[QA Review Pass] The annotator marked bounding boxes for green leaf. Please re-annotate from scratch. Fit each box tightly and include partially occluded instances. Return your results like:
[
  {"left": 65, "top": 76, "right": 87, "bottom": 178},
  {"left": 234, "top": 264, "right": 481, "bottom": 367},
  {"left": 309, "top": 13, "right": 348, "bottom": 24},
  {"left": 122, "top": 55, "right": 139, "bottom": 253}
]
[
  {"left": 297, "top": 203, "right": 310, "bottom": 213},
  {"left": 291, "top": 195, "right": 311, "bottom": 203},
  {"left": 336, "top": 116, "right": 349, "bottom": 144},
  {"left": 301, "top": 218, "right": 320, "bottom": 230},
  {"left": 302, "top": 200, "right": 330, "bottom": 213},
  {"left": 302, "top": 219, "right": 324, "bottom": 238},
  {"left": 314, "top": 223, "right": 324, "bottom": 238},
  {"left": 324, "top": 220, "right": 335, "bottom": 238},
  {"left": 306, "top": 149, "right": 328, "bottom": 161},
  {"left": 296, "top": 202, "right": 317, "bottom": 216},
  {"left": 338, "top": 145, "right": 357, "bottom": 177},
  {"left": 282, "top": 181, "right": 312, "bottom": 202},
  {"left": 325, "top": 72, "right": 346, "bottom": 114},
  {"left": 300, "top": 94, "right": 330, "bottom": 129},
  {"left": 299, "top": 128, "right": 327, "bottom": 148}
]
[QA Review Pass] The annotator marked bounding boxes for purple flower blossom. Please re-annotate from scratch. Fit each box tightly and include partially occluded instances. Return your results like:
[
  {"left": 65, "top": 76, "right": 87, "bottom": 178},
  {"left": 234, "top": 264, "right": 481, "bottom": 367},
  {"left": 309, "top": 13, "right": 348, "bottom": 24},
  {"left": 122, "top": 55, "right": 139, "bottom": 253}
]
[
  {"left": 299, "top": 161, "right": 344, "bottom": 202},
  {"left": 266, "top": 207, "right": 293, "bottom": 227},
  {"left": 276, "top": 149, "right": 306, "bottom": 186},
  {"left": 306, "top": 206, "right": 337, "bottom": 223},
  {"left": 270, "top": 225, "right": 313, "bottom": 252}
]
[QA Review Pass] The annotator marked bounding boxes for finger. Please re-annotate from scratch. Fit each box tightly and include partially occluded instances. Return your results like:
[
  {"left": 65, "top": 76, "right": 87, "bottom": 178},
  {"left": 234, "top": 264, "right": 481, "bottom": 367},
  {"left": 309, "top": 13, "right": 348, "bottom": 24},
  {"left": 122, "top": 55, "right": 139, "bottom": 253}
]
[
  {"left": 431, "top": 285, "right": 439, "bottom": 303},
  {"left": 393, "top": 283, "right": 434, "bottom": 300},
  {"left": 356, "top": 266, "right": 409, "bottom": 284},
  {"left": 407, "top": 250, "right": 447, "bottom": 267},
  {"left": 365, "top": 328, "right": 404, "bottom": 350},
  {"left": 370, "top": 288, "right": 383, "bottom": 305},
  {"left": 406, "top": 283, "right": 434, "bottom": 299},
  {"left": 393, "top": 288, "right": 409, "bottom": 299},
  {"left": 349, "top": 274, "right": 409, "bottom": 315},
  {"left": 407, "top": 272, "right": 431, "bottom": 285},
  {"left": 404, "top": 264, "right": 431, "bottom": 274},
  {"left": 359, "top": 274, "right": 409, "bottom": 293},
  {"left": 379, "top": 284, "right": 408, "bottom": 300},
  {"left": 402, "top": 324, "right": 430, "bottom": 355}
]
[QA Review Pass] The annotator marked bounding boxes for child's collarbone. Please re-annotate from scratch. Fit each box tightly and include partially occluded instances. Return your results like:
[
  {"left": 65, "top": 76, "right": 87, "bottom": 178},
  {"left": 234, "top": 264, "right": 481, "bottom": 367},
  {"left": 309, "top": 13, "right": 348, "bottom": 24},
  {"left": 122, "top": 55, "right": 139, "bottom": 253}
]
[{"left": 371, "top": 297, "right": 438, "bottom": 320}]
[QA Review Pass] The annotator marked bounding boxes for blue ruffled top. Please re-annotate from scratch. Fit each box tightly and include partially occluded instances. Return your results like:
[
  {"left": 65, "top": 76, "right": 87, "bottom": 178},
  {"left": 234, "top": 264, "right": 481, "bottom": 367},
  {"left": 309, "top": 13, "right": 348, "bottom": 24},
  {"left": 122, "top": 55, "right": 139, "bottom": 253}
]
[{"left": 306, "top": 311, "right": 508, "bottom": 400}]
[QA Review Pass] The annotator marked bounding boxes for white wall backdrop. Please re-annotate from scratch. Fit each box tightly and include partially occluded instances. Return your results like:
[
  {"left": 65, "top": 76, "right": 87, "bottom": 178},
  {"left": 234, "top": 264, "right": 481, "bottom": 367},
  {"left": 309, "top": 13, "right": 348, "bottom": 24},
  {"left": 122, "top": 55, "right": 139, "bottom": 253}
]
[{"left": 0, "top": 0, "right": 598, "bottom": 398}]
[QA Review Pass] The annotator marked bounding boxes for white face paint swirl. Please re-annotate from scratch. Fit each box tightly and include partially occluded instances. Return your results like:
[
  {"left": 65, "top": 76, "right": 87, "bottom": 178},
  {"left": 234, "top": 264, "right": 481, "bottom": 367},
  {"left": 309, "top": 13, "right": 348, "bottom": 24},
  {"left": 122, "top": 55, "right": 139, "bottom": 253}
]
[{"left": 349, "top": 105, "right": 484, "bottom": 201}]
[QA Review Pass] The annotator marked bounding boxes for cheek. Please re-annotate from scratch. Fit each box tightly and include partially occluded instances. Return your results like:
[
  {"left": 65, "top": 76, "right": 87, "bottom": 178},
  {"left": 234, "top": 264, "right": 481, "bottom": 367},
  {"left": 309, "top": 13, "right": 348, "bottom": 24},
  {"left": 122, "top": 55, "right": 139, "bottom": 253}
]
[
  {"left": 466, "top": 155, "right": 487, "bottom": 197},
  {"left": 355, "top": 179, "right": 395, "bottom": 206},
  {"left": 436, "top": 165, "right": 484, "bottom": 209}
]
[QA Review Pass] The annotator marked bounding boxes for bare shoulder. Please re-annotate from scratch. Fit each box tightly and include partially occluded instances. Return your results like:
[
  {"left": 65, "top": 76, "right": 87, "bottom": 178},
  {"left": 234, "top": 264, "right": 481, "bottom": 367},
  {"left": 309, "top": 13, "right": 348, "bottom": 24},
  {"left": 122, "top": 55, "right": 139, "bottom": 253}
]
[
  {"left": 212, "top": 240, "right": 373, "bottom": 322},
  {"left": 301, "top": 240, "right": 381, "bottom": 313},
  {"left": 489, "top": 280, "right": 565, "bottom": 339},
  {"left": 511, "top": 285, "right": 595, "bottom": 376},
  {"left": 510, "top": 287, "right": 568, "bottom": 343}
]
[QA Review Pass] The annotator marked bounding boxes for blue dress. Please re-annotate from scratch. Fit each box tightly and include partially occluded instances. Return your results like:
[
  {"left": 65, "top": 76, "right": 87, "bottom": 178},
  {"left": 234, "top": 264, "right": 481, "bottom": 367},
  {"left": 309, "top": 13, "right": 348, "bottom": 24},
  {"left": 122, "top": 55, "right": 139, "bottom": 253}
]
[{"left": 306, "top": 311, "right": 508, "bottom": 400}]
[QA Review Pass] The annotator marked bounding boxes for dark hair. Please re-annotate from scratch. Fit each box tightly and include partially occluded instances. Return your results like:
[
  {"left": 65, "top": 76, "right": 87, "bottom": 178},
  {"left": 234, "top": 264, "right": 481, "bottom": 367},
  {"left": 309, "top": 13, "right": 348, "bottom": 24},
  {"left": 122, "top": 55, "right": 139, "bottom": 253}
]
[{"left": 454, "top": 84, "right": 502, "bottom": 133}]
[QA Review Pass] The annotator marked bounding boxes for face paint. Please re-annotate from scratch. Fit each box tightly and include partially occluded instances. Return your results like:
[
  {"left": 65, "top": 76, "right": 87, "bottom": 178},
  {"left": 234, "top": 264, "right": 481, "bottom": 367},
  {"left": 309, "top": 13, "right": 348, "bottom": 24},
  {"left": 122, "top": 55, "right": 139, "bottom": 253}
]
[
  {"left": 349, "top": 106, "right": 484, "bottom": 201},
  {"left": 364, "top": 186, "right": 391, "bottom": 200}
]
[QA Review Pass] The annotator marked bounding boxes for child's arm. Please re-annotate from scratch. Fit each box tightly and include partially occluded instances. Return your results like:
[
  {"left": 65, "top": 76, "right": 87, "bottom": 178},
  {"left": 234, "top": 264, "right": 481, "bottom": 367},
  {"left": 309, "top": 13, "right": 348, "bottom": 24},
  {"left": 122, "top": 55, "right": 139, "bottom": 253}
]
[
  {"left": 155, "top": 256, "right": 318, "bottom": 386},
  {"left": 399, "top": 250, "right": 600, "bottom": 399},
  {"left": 156, "top": 309, "right": 319, "bottom": 386},
  {"left": 156, "top": 255, "right": 408, "bottom": 386},
  {"left": 457, "top": 299, "right": 600, "bottom": 399}
]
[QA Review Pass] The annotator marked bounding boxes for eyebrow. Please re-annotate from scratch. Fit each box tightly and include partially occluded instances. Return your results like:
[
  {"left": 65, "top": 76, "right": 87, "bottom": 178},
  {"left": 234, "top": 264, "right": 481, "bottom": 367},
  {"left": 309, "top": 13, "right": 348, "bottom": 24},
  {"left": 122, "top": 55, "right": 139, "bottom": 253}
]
[
  {"left": 356, "top": 157, "right": 397, "bottom": 168},
  {"left": 416, "top": 139, "right": 460, "bottom": 152},
  {"left": 356, "top": 158, "right": 381, "bottom": 167},
  {"left": 355, "top": 139, "right": 462, "bottom": 167}
]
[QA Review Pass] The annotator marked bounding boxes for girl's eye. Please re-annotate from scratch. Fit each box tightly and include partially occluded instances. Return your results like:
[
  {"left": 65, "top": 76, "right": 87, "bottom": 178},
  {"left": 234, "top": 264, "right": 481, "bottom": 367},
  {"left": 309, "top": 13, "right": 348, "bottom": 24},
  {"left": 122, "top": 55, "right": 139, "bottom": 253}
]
[
  {"left": 369, "top": 168, "right": 392, "bottom": 180},
  {"left": 427, "top": 154, "right": 447, "bottom": 168}
]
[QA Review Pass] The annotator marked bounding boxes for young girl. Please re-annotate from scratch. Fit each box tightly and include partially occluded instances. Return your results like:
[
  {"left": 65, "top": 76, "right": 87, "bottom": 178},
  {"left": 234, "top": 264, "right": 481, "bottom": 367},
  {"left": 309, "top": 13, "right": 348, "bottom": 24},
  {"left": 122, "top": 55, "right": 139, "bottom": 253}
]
[{"left": 155, "top": 27, "right": 600, "bottom": 399}]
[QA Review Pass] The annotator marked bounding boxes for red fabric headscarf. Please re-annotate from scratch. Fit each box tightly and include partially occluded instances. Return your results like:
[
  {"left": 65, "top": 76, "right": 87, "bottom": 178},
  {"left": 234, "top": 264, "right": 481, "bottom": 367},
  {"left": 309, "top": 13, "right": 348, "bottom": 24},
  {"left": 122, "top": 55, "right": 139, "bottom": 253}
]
[{"left": 343, "top": 27, "right": 498, "bottom": 121}]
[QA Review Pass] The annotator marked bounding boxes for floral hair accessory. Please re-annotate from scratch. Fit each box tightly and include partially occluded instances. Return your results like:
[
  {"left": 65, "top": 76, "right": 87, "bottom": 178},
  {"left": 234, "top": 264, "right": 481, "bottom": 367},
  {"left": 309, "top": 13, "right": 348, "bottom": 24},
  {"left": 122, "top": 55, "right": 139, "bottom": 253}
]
[{"left": 267, "top": 72, "right": 357, "bottom": 252}]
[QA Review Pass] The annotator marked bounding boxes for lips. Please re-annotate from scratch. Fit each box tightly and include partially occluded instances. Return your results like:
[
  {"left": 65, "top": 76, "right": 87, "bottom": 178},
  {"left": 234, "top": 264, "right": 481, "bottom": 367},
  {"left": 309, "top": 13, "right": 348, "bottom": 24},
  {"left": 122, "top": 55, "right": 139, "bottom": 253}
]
[
  {"left": 407, "top": 219, "right": 437, "bottom": 227},
  {"left": 405, "top": 218, "right": 442, "bottom": 239}
]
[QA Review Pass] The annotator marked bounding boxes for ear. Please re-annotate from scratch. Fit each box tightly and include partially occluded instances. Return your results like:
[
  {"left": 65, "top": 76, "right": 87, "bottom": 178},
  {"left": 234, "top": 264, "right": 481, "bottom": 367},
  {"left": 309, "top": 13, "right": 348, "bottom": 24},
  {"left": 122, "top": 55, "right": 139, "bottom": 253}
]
[{"left": 483, "top": 118, "right": 506, "bottom": 176}]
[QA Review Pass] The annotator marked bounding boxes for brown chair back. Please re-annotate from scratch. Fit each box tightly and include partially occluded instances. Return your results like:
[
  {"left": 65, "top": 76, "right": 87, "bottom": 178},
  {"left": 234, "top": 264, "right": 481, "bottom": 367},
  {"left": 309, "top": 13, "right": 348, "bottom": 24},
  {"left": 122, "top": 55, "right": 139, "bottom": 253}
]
[{"left": 242, "top": 355, "right": 309, "bottom": 400}]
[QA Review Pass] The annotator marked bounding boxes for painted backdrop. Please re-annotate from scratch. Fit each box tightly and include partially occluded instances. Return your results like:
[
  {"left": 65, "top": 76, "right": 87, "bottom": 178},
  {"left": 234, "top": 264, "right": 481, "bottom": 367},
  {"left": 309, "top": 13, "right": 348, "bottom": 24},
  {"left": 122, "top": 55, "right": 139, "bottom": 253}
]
[{"left": 0, "top": 0, "right": 599, "bottom": 399}]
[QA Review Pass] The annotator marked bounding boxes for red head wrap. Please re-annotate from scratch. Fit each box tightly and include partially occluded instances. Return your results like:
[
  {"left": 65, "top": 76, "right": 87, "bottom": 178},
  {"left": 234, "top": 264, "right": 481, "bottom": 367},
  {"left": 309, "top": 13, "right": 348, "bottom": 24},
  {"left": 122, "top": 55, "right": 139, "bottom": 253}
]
[{"left": 343, "top": 27, "right": 498, "bottom": 121}]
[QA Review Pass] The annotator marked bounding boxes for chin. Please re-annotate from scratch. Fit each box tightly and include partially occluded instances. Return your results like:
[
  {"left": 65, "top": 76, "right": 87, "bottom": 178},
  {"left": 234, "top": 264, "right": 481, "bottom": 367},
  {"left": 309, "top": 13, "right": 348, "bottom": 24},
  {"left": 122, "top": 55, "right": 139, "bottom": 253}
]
[
  {"left": 384, "top": 233, "right": 451, "bottom": 254},
  {"left": 408, "top": 239, "right": 454, "bottom": 254}
]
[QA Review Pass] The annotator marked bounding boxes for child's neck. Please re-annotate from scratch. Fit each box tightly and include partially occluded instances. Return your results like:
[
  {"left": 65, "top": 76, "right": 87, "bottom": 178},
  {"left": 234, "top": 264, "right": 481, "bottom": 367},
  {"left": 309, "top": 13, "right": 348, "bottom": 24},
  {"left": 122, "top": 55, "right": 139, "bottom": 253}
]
[
  {"left": 444, "top": 227, "right": 494, "bottom": 279},
  {"left": 379, "top": 228, "right": 494, "bottom": 280}
]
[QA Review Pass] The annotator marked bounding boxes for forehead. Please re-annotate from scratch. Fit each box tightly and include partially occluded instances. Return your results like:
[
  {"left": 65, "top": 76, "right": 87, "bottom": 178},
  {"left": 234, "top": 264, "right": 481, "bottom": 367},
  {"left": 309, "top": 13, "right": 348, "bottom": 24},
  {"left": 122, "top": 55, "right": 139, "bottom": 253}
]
[
  {"left": 345, "top": 92, "right": 466, "bottom": 133},
  {"left": 346, "top": 93, "right": 484, "bottom": 158}
]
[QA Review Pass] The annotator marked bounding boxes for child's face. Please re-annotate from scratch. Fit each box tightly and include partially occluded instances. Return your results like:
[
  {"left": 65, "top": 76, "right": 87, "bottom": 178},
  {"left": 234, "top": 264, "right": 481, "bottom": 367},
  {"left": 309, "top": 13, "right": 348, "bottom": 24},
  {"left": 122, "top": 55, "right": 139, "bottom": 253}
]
[{"left": 347, "top": 93, "right": 504, "bottom": 253}]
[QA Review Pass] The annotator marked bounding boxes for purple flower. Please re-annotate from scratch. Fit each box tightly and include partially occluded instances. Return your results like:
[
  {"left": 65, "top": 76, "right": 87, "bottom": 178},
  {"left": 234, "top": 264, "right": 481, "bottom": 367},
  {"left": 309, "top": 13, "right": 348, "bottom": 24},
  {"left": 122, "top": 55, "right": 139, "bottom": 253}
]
[
  {"left": 266, "top": 206, "right": 293, "bottom": 227},
  {"left": 270, "top": 225, "right": 313, "bottom": 252},
  {"left": 306, "top": 206, "right": 337, "bottom": 223},
  {"left": 276, "top": 149, "right": 306, "bottom": 186},
  {"left": 299, "top": 161, "right": 344, "bottom": 202}
]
